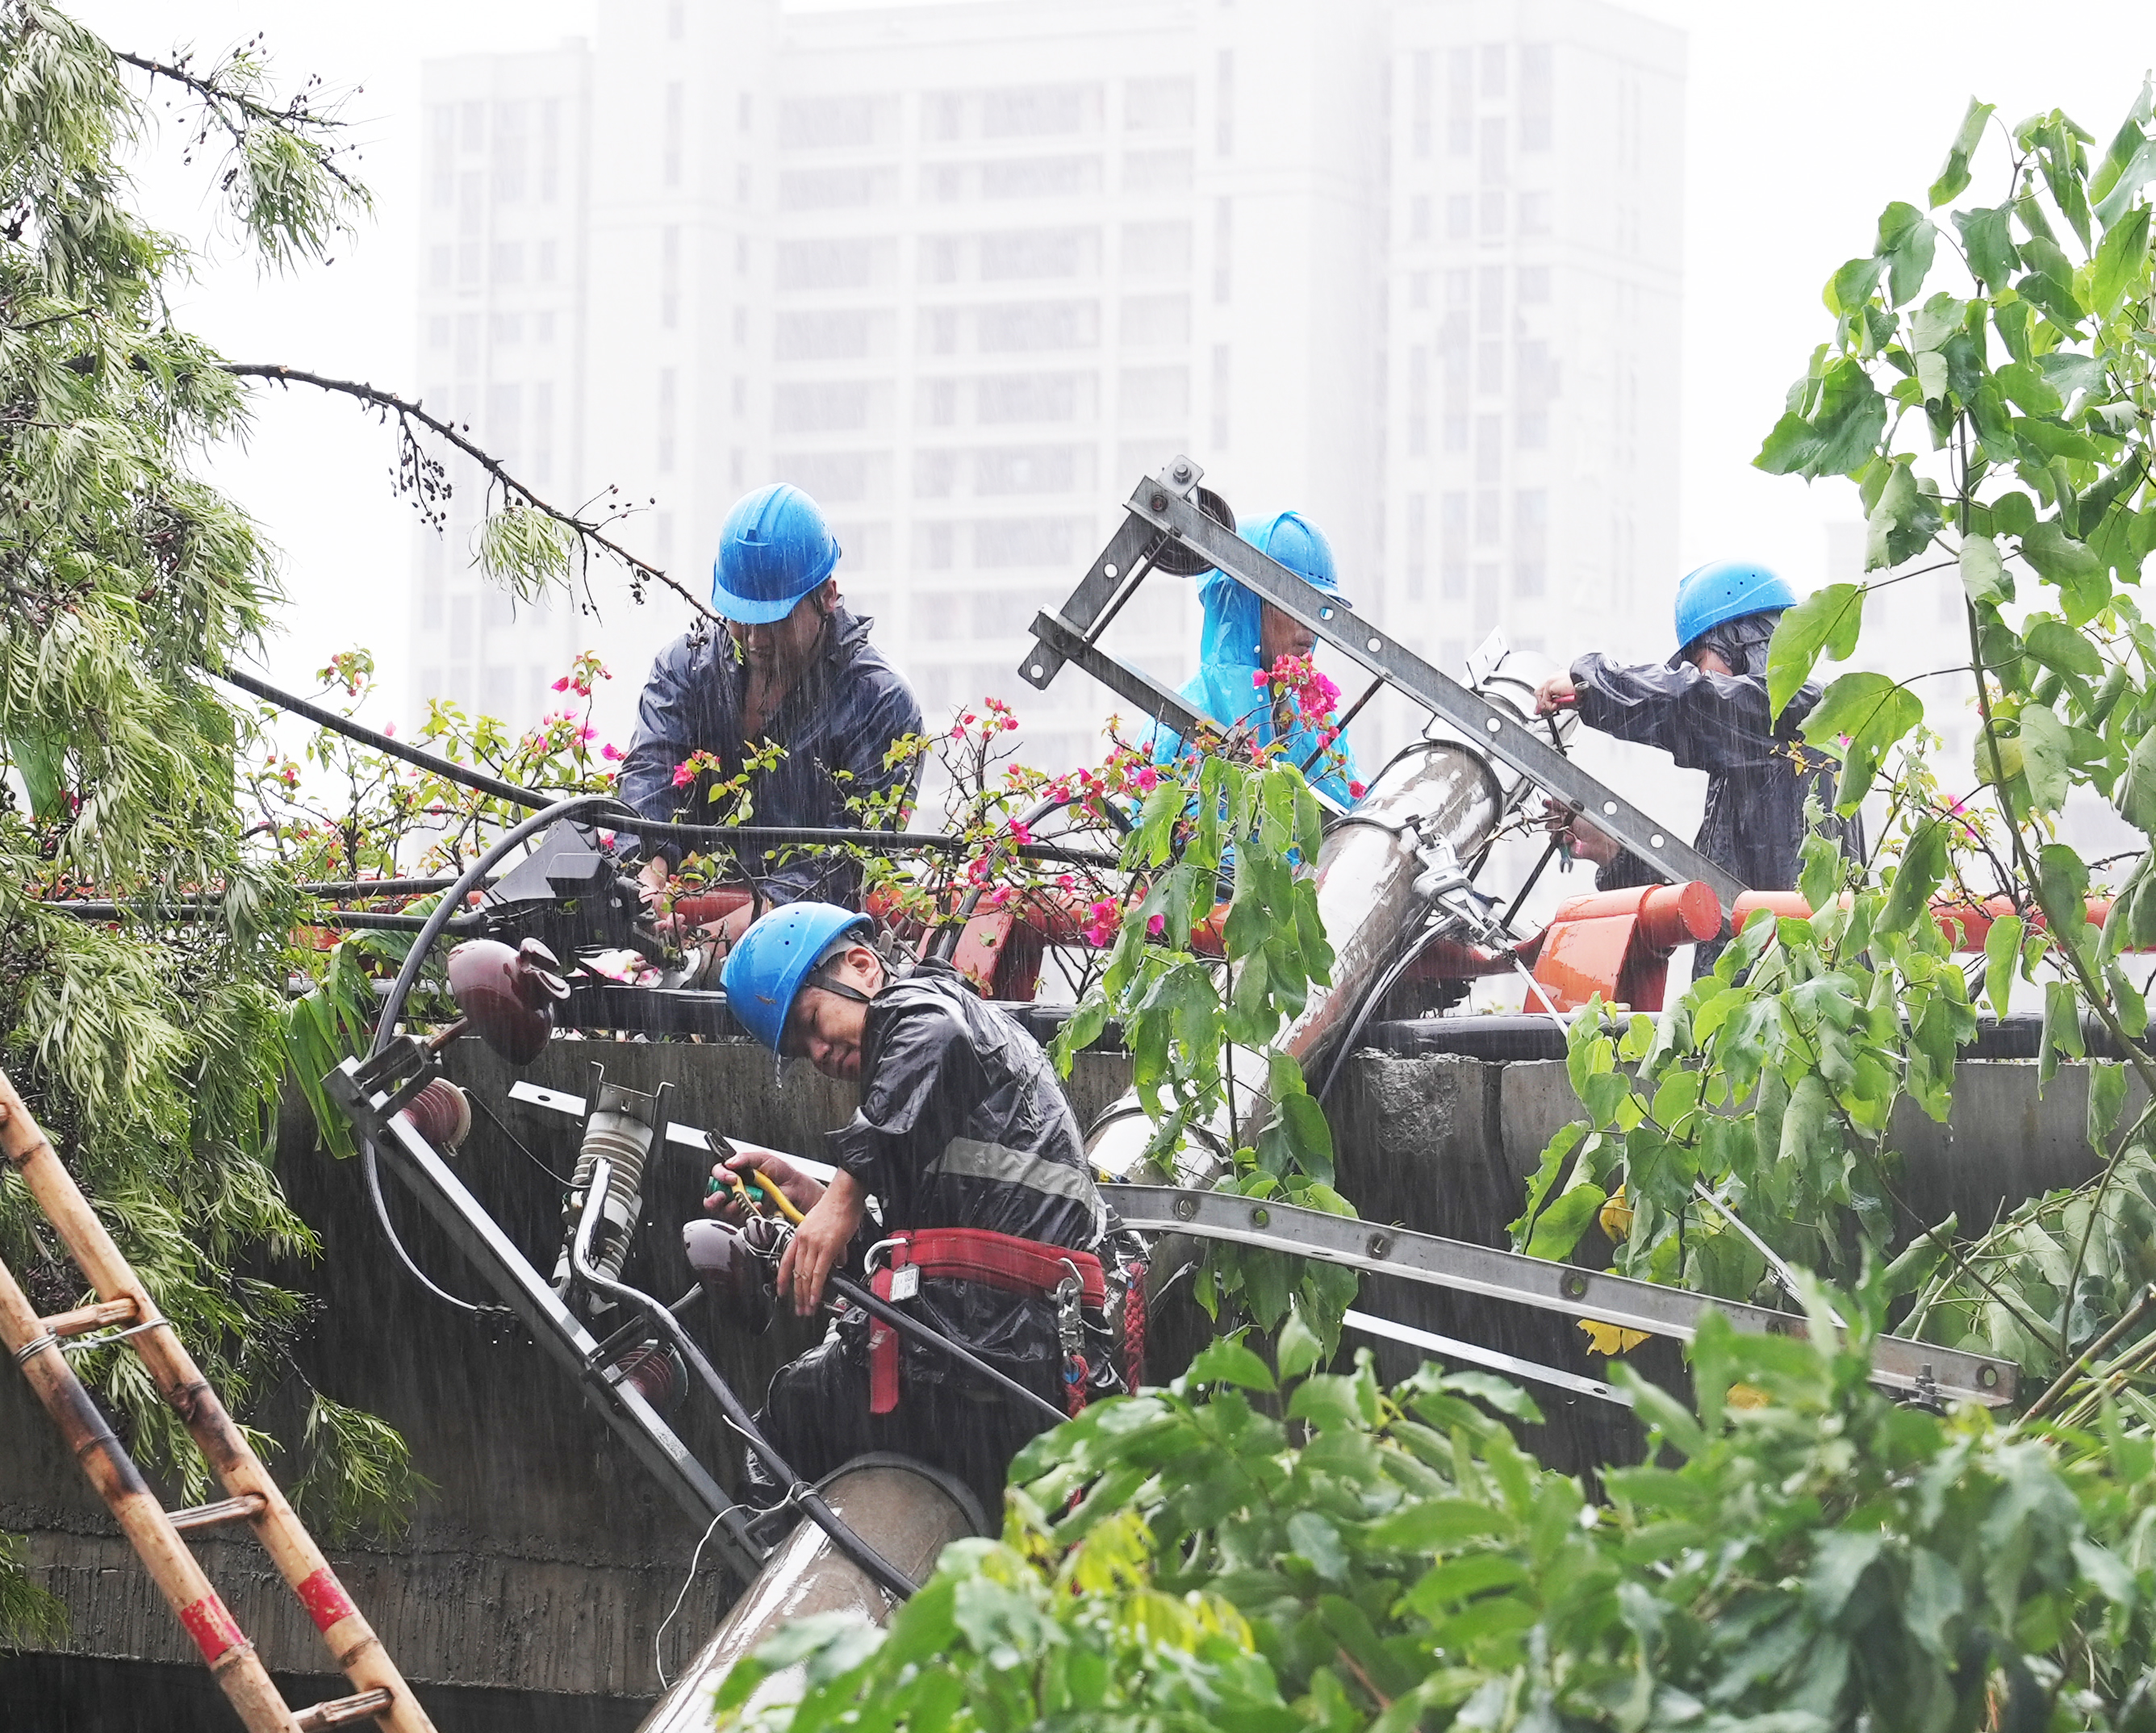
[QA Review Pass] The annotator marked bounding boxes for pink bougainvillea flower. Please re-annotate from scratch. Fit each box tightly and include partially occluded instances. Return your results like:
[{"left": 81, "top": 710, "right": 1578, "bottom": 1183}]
[
  {"left": 601, "top": 743, "right": 625, "bottom": 762},
  {"left": 1007, "top": 821, "right": 1033, "bottom": 846},
  {"left": 1147, "top": 913, "right": 1165, "bottom": 937},
  {"left": 1134, "top": 765, "right": 1159, "bottom": 792},
  {"left": 551, "top": 675, "right": 571, "bottom": 691},
  {"left": 1348, "top": 779, "right": 1367, "bottom": 799},
  {"left": 671, "top": 761, "right": 696, "bottom": 788},
  {"left": 1252, "top": 669, "right": 1270, "bottom": 688}
]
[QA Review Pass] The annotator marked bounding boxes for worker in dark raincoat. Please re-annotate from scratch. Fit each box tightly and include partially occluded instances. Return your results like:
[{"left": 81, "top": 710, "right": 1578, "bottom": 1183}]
[
  {"left": 1150, "top": 509, "right": 1363, "bottom": 806},
  {"left": 617, "top": 483, "right": 923, "bottom": 941},
  {"left": 1534, "top": 560, "right": 1862, "bottom": 900},
  {"left": 708, "top": 903, "right": 1126, "bottom": 1518}
]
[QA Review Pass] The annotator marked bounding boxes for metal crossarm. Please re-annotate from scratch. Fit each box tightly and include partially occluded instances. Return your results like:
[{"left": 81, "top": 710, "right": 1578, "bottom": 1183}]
[
  {"left": 0, "top": 1064, "right": 437, "bottom": 1733},
  {"left": 1102, "top": 1184, "right": 2016, "bottom": 1408},
  {"left": 1021, "top": 458, "right": 1748, "bottom": 911},
  {"left": 323, "top": 1055, "right": 763, "bottom": 1584}
]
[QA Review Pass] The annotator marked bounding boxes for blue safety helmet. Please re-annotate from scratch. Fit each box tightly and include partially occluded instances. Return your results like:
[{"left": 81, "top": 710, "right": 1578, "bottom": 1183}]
[
  {"left": 720, "top": 902, "right": 873, "bottom": 1053},
  {"left": 711, "top": 483, "right": 842, "bottom": 624},
  {"left": 1242, "top": 509, "right": 1354, "bottom": 610},
  {"left": 1672, "top": 559, "right": 1795, "bottom": 653}
]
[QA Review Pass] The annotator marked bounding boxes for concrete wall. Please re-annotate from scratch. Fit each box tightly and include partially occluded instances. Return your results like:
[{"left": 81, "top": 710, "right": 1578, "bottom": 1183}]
[{"left": 2, "top": 1038, "right": 2123, "bottom": 1725}]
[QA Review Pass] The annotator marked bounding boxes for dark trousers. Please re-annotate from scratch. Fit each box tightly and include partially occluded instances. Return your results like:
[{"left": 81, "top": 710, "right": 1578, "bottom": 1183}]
[{"left": 743, "top": 1334, "right": 1060, "bottom": 1525}]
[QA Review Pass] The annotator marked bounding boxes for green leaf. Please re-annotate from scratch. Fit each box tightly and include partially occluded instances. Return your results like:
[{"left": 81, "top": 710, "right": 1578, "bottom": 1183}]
[
  {"left": 1984, "top": 912, "right": 2024, "bottom": 1017},
  {"left": 1183, "top": 1336, "right": 1276, "bottom": 1393},
  {"left": 1953, "top": 204, "right": 2020, "bottom": 289},
  {"left": 8, "top": 726, "right": 65, "bottom": 819},
  {"left": 1364, "top": 1497, "right": 1519, "bottom": 1554},
  {"left": 2020, "top": 520, "right": 2108, "bottom": 622},
  {"left": 2088, "top": 1061, "right": 2128, "bottom": 1154},
  {"left": 2091, "top": 203, "right": 2152, "bottom": 316},
  {"left": 1881, "top": 816, "right": 1951, "bottom": 935},
  {"left": 2023, "top": 616, "right": 2105, "bottom": 679},
  {"left": 2018, "top": 704, "right": 2073, "bottom": 811},
  {"left": 2041, "top": 977, "right": 2085, "bottom": 1088},
  {"left": 1524, "top": 1183, "right": 1607, "bottom": 1263},
  {"left": 1801, "top": 671, "right": 1923, "bottom": 808},
  {"left": 1994, "top": 359, "right": 2064, "bottom": 417},
  {"left": 1929, "top": 98, "right": 1995, "bottom": 207},
  {"left": 1876, "top": 200, "right": 1938, "bottom": 306},
  {"left": 1276, "top": 1303, "right": 1324, "bottom": 1383},
  {"left": 2091, "top": 80, "right": 2155, "bottom": 213},
  {"left": 1755, "top": 358, "right": 1887, "bottom": 480},
  {"left": 2116, "top": 726, "right": 2156, "bottom": 833},
  {"left": 1960, "top": 534, "right": 2010, "bottom": 606},
  {"left": 1766, "top": 583, "right": 1864, "bottom": 720},
  {"left": 1864, "top": 457, "right": 1942, "bottom": 570}
]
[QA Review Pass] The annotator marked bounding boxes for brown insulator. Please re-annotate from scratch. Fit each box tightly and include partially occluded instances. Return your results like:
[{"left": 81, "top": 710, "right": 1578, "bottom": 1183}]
[{"left": 398, "top": 1079, "right": 472, "bottom": 1153}]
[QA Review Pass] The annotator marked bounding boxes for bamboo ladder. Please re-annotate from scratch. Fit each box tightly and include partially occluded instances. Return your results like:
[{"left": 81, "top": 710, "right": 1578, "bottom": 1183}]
[{"left": 0, "top": 1063, "right": 437, "bottom": 1733}]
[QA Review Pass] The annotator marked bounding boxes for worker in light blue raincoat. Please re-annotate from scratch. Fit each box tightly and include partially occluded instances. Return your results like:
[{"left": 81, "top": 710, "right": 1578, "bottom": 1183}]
[{"left": 1150, "top": 510, "right": 1362, "bottom": 806}]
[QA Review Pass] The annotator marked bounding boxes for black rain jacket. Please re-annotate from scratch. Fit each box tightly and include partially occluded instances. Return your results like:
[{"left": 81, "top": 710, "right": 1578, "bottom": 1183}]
[
  {"left": 1573, "top": 611, "right": 1863, "bottom": 897},
  {"left": 825, "top": 958, "right": 1114, "bottom": 1396},
  {"left": 616, "top": 606, "right": 923, "bottom": 905}
]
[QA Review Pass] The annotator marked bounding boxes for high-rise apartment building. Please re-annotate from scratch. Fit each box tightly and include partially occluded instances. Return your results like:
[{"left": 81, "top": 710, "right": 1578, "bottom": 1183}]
[{"left": 412, "top": 0, "right": 1684, "bottom": 800}]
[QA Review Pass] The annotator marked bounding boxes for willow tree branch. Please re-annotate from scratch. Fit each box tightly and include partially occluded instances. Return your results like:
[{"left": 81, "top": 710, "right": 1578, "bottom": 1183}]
[
  {"left": 115, "top": 49, "right": 359, "bottom": 194},
  {"left": 222, "top": 362, "right": 719, "bottom": 624}
]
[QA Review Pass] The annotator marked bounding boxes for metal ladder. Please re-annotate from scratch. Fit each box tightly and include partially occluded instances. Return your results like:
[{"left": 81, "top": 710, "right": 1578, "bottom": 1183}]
[{"left": 0, "top": 1064, "right": 436, "bottom": 1733}]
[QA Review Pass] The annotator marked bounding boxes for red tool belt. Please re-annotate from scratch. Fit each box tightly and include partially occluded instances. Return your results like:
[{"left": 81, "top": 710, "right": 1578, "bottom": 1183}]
[{"left": 867, "top": 1228, "right": 1107, "bottom": 1418}]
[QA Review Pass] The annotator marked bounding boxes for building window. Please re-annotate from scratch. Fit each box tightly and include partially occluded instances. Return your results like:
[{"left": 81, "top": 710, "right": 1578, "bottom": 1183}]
[
  {"left": 1409, "top": 271, "right": 1429, "bottom": 309},
  {"left": 491, "top": 241, "right": 524, "bottom": 282},
  {"left": 657, "top": 368, "right": 677, "bottom": 471},
  {"left": 1481, "top": 44, "right": 1507, "bottom": 98},
  {"left": 1448, "top": 48, "right": 1473, "bottom": 156},
  {"left": 1210, "top": 343, "right": 1231, "bottom": 449},
  {"left": 1410, "top": 51, "right": 1432, "bottom": 158},
  {"left": 457, "top": 242, "right": 479, "bottom": 284},
  {"left": 1406, "top": 491, "right": 1427, "bottom": 599},
  {"left": 1515, "top": 490, "right": 1548, "bottom": 597},
  {"left": 1477, "top": 265, "right": 1505, "bottom": 332},
  {"left": 1476, "top": 340, "right": 1502, "bottom": 395},
  {"left": 1214, "top": 50, "right": 1235, "bottom": 155},
  {"left": 533, "top": 382, "right": 554, "bottom": 483},
  {"left": 1407, "top": 347, "right": 1428, "bottom": 457},
  {"left": 1479, "top": 192, "right": 1505, "bottom": 237},
  {"left": 493, "top": 100, "right": 526, "bottom": 203},
  {"left": 661, "top": 225, "right": 681, "bottom": 329},
  {"left": 1475, "top": 414, "right": 1502, "bottom": 482},
  {"left": 1474, "top": 489, "right": 1499, "bottom": 545},
  {"left": 428, "top": 315, "right": 450, "bottom": 349},
  {"left": 1480, "top": 116, "right": 1507, "bottom": 186},
  {"left": 460, "top": 102, "right": 484, "bottom": 152},
  {"left": 1519, "top": 265, "right": 1551, "bottom": 303},
  {"left": 1445, "top": 195, "right": 1471, "bottom": 240},
  {"left": 663, "top": 83, "right": 683, "bottom": 188},
  {"left": 1443, "top": 414, "right": 1468, "bottom": 453},
  {"left": 1518, "top": 411, "right": 1548, "bottom": 449},
  {"left": 1519, "top": 191, "right": 1552, "bottom": 235},
  {"left": 1213, "top": 197, "right": 1232, "bottom": 303},
  {"left": 1410, "top": 195, "right": 1431, "bottom": 242},
  {"left": 1521, "top": 43, "right": 1553, "bottom": 152},
  {"left": 739, "top": 93, "right": 753, "bottom": 133},
  {"left": 666, "top": 0, "right": 685, "bottom": 39},
  {"left": 428, "top": 246, "right": 451, "bottom": 288}
]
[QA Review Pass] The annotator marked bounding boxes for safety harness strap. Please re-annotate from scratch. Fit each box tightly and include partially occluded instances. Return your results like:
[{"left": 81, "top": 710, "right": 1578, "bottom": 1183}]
[{"left": 867, "top": 1229, "right": 1106, "bottom": 1416}]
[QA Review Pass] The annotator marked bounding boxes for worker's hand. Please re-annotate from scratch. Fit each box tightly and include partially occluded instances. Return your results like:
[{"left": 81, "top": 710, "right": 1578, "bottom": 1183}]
[
  {"left": 703, "top": 1148, "right": 825, "bottom": 1222},
  {"left": 1565, "top": 818, "right": 1621, "bottom": 867},
  {"left": 1533, "top": 674, "right": 1577, "bottom": 716},
  {"left": 775, "top": 1170, "right": 867, "bottom": 1317}
]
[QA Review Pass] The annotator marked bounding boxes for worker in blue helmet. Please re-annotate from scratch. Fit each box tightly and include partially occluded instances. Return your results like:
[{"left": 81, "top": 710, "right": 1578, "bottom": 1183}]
[
  {"left": 1150, "top": 509, "right": 1363, "bottom": 805},
  {"left": 1533, "top": 560, "right": 1862, "bottom": 902},
  {"left": 706, "top": 903, "right": 1130, "bottom": 1516},
  {"left": 617, "top": 483, "right": 924, "bottom": 939}
]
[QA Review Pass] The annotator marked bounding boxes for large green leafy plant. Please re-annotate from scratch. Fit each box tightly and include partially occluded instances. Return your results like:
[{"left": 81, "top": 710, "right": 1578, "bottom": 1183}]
[
  {"left": 716, "top": 1305, "right": 2156, "bottom": 1733},
  {"left": 1518, "top": 89, "right": 2156, "bottom": 1409}
]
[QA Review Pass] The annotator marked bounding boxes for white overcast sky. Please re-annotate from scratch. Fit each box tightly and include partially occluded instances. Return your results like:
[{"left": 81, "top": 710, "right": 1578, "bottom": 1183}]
[{"left": 73, "top": 0, "right": 2156, "bottom": 725}]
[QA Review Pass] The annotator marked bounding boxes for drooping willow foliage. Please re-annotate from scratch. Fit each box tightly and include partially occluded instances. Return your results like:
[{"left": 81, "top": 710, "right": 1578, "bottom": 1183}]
[{"left": 0, "top": 2, "right": 415, "bottom": 1633}]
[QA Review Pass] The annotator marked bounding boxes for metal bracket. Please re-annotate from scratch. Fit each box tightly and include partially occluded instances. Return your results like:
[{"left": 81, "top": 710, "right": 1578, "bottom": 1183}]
[
  {"left": 1022, "top": 462, "right": 1747, "bottom": 911},
  {"left": 1102, "top": 1184, "right": 2016, "bottom": 1408},
  {"left": 325, "top": 1059, "right": 764, "bottom": 1582}
]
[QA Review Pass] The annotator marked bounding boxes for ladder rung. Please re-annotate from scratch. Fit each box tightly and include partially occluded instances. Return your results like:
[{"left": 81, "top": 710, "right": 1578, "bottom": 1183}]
[
  {"left": 40, "top": 1297, "right": 138, "bottom": 1338},
  {"left": 295, "top": 1688, "right": 395, "bottom": 1730},
  {"left": 168, "top": 1493, "right": 268, "bottom": 1533}
]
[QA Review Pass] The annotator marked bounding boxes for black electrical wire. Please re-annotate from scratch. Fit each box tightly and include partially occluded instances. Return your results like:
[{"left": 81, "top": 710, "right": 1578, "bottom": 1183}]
[{"left": 364, "top": 794, "right": 628, "bottom": 1315}]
